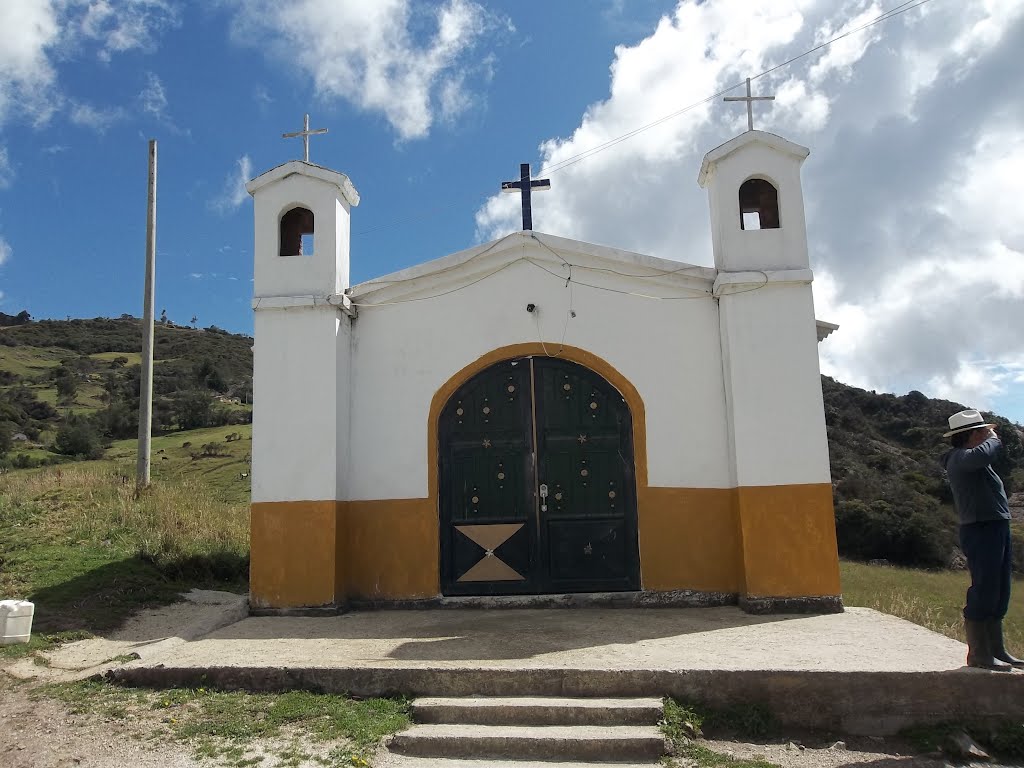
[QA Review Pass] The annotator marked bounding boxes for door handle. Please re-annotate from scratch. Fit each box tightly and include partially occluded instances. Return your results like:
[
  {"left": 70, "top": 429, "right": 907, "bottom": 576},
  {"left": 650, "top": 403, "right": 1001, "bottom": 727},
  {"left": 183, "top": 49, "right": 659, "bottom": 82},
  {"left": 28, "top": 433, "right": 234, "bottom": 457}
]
[{"left": 539, "top": 483, "right": 548, "bottom": 512}]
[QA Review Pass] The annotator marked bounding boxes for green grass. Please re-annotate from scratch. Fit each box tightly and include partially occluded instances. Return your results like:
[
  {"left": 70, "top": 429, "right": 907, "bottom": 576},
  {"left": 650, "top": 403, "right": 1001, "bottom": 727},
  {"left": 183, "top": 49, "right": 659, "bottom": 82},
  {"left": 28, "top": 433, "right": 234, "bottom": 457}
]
[
  {"left": 661, "top": 699, "right": 781, "bottom": 768},
  {"left": 105, "top": 424, "right": 252, "bottom": 504},
  {"left": 37, "top": 680, "right": 409, "bottom": 766},
  {"left": 840, "top": 560, "right": 1024, "bottom": 650},
  {"left": 0, "top": 461, "right": 248, "bottom": 654},
  {"left": 0, "top": 345, "right": 66, "bottom": 377}
]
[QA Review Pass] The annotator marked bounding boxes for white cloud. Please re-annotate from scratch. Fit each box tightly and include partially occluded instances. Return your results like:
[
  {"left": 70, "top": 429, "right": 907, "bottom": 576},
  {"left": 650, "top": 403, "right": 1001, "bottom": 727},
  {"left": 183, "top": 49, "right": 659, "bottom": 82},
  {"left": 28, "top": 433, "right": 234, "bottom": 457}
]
[
  {"left": 188, "top": 273, "right": 203, "bottom": 279},
  {"left": 0, "top": 237, "right": 11, "bottom": 266},
  {"left": 0, "top": 0, "right": 61, "bottom": 126},
  {"left": 78, "top": 0, "right": 182, "bottom": 62},
  {"left": 69, "top": 101, "right": 127, "bottom": 132},
  {"left": 210, "top": 155, "right": 253, "bottom": 215},
  {"left": 807, "top": 2, "right": 884, "bottom": 83},
  {"left": 139, "top": 71, "right": 168, "bottom": 118},
  {"left": 227, "top": 0, "right": 508, "bottom": 140},
  {"left": 0, "top": 1, "right": 180, "bottom": 185},
  {"left": 474, "top": 0, "right": 1024, "bottom": 417},
  {"left": 0, "top": 147, "right": 13, "bottom": 188}
]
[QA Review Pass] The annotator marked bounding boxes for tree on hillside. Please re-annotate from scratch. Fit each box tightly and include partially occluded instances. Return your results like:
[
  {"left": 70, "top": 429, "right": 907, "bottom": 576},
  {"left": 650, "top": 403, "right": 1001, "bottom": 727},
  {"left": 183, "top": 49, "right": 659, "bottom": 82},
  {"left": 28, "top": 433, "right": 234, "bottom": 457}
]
[
  {"left": 54, "top": 366, "right": 78, "bottom": 404},
  {"left": 54, "top": 417, "right": 102, "bottom": 459},
  {"left": 206, "top": 368, "right": 228, "bottom": 393},
  {"left": 173, "top": 390, "right": 213, "bottom": 430},
  {"left": 0, "top": 423, "right": 12, "bottom": 458},
  {"left": 94, "top": 401, "right": 138, "bottom": 439}
]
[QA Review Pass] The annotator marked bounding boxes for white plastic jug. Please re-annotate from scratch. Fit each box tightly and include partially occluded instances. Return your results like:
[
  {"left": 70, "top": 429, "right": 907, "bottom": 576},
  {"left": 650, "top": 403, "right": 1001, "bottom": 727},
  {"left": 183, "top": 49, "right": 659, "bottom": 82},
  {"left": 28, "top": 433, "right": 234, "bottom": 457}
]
[{"left": 0, "top": 600, "right": 35, "bottom": 645}]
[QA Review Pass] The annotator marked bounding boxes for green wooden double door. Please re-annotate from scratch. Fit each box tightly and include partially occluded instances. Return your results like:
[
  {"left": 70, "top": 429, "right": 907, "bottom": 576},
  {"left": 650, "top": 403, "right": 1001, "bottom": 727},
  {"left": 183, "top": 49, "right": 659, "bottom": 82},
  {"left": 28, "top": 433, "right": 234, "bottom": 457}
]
[{"left": 439, "top": 356, "right": 640, "bottom": 595}]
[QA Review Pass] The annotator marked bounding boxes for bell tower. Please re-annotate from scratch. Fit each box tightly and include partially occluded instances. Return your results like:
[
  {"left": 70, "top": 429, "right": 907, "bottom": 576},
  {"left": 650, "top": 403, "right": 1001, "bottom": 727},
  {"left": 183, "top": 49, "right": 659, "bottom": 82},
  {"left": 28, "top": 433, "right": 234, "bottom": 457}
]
[
  {"left": 699, "top": 130, "right": 841, "bottom": 612},
  {"left": 246, "top": 159, "right": 359, "bottom": 610}
]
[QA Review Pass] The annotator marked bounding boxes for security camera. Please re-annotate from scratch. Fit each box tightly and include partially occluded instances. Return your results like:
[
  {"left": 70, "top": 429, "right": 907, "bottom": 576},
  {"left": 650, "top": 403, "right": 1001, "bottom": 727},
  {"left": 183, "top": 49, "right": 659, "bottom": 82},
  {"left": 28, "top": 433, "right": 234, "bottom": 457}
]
[{"left": 526, "top": 303, "right": 536, "bottom": 313}]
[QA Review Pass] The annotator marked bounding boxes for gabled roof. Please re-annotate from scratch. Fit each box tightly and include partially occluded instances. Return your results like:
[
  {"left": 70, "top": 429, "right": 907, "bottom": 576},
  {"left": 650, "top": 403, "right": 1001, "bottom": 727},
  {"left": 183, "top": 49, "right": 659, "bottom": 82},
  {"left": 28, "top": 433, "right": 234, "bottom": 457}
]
[
  {"left": 349, "top": 231, "right": 715, "bottom": 304},
  {"left": 698, "top": 130, "right": 810, "bottom": 188},
  {"left": 246, "top": 160, "right": 360, "bottom": 206}
]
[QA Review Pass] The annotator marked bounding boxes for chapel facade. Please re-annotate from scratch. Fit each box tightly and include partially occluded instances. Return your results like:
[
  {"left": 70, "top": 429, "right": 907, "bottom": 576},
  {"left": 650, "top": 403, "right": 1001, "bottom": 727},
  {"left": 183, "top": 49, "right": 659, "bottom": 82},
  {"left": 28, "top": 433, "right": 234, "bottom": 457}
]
[{"left": 246, "top": 129, "right": 843, "bottom": 614}]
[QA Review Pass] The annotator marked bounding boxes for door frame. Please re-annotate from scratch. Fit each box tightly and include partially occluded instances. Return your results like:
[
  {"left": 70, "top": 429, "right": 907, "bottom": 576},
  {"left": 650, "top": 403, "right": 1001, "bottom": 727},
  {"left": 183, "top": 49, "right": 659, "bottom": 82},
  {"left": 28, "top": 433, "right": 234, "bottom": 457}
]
[{"left": 430, "top": 345, "right": 648, "bottom": 594}]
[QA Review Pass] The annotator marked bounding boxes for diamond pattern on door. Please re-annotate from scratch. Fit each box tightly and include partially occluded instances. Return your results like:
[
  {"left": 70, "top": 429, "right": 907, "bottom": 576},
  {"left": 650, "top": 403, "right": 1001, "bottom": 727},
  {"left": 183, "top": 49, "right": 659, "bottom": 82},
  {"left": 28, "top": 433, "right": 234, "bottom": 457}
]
[{"left": 455, "top": 524, "right": 526, "bottom": 582}]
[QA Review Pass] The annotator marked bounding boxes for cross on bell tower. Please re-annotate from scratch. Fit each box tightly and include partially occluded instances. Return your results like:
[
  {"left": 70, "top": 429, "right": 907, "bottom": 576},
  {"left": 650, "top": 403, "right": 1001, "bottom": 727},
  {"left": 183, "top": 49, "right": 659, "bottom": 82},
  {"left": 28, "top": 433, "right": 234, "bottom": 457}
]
[
  {"left": 282, "top": 113, "right": 328, "bottom": 163},
  {"left": 501, "top": 163, "right": 550, "bottom": 231},
  {"left": 723, "top": 78, "right": 776, "bottom": 132}
]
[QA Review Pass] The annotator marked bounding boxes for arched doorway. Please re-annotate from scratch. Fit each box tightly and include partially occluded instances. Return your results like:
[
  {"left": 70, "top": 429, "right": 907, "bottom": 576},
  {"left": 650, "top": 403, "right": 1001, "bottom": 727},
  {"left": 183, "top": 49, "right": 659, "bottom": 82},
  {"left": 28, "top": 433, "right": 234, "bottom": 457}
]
[{"left": 439, "top": 356, "right": 639, "bottom": 595}]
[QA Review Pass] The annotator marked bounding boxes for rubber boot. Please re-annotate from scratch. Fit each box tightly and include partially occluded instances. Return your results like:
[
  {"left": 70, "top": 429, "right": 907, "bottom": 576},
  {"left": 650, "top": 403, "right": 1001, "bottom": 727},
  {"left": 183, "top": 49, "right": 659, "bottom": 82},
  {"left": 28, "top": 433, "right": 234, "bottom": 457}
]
[
  {"left": 987, "top": 620, "right": 1024, "bottom": 668},
  {"left": 965, "top": 620, "right": 1012, "bottom": 671}
]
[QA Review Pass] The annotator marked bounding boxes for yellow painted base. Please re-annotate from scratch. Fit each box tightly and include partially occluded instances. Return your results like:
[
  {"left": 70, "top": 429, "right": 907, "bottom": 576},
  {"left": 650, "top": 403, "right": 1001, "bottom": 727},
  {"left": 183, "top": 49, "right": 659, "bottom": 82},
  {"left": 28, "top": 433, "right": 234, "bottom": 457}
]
[
  {"left": 736, "top": 483, "right": 842, "bottom": 598},
  {"left": 250, "top": 482, "right": 841, "bottom": 608},
  {"left": 638, "top": 487, "right": 742, "bottom": 593},
  {"left": 250, "top": 501, "right": 339, "bottom": 609}
]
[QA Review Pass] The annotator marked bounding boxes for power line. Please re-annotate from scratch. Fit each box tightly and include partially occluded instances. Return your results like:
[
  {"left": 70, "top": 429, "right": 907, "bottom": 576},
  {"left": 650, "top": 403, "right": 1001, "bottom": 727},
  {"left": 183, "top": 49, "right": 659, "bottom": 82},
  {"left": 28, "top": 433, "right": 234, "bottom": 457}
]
[{"left": 352, "top": 0, "right": 937, "bottom": 239}]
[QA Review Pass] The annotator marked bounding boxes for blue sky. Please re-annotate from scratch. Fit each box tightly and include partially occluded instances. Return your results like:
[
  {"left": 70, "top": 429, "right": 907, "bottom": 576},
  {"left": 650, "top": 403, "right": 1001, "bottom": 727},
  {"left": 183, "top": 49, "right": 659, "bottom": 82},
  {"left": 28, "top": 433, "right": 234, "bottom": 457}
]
[
  {"left": 1, "top": 0, "right": 1023, "bottom": 423},
  {"left": 0, "top": 0, "right": 674, "bottom": 330}
]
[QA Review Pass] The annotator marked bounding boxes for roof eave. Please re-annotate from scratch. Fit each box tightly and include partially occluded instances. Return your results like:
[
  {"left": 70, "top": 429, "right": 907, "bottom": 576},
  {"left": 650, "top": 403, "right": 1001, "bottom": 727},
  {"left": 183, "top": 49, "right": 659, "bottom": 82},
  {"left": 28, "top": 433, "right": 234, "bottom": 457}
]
[
  {"left": 245, "top": 160, "right": 360, "bottom": 206},
  {"left": 698, "top": 130, "right": 810, "bottom": 188}
]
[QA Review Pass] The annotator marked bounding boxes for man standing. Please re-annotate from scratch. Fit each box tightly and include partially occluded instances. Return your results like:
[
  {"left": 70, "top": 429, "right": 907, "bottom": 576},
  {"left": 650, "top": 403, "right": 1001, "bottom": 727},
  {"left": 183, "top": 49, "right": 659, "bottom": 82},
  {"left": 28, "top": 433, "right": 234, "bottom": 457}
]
[{"left": 941, "top": 409, "right": 1022, "bottom": 671}]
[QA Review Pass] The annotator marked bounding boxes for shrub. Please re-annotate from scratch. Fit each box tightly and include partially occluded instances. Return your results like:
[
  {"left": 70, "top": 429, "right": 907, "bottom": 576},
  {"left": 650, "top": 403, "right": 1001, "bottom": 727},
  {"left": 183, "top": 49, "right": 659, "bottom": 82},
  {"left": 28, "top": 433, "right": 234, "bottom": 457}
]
[
  {"left": 54, "top": 417, "right": 103, "bottom": 459},
  {"left": 835, "top": 498, "right": 955, "bottom": 568}
]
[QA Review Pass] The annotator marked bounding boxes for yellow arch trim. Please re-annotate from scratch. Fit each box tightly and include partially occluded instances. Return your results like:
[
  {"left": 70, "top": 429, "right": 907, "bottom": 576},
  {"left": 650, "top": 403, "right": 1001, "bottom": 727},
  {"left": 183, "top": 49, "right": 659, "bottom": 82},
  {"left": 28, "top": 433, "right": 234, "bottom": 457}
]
[{"left": 426, "top": 343, "right": 648, "bottom": 509}]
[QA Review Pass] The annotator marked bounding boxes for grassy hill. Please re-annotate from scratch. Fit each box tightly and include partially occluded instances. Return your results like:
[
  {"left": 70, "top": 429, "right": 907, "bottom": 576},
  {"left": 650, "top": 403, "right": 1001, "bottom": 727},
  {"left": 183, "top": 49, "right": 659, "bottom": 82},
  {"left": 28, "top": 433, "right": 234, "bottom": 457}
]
[{"left": 0, "top": 316, "right": 252, "bottom": 468}]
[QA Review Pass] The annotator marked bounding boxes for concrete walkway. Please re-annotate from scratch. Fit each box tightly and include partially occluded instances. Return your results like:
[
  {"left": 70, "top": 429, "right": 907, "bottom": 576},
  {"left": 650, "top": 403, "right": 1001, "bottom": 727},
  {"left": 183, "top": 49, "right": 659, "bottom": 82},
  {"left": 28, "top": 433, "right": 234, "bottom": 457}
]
[
  {"left": 108, "top": 606, "right": 1024, "bottom": 735},
  {"left": 124, "top": 606, "right": 964, "bottom": 672}
]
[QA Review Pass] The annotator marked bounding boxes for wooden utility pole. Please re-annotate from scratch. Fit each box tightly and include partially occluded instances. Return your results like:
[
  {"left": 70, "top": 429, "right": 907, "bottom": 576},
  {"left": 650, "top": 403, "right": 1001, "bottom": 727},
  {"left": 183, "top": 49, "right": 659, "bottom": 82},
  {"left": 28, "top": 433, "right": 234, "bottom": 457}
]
[{"left": 137, "top": 140, "right": 157, "bottom": 491}]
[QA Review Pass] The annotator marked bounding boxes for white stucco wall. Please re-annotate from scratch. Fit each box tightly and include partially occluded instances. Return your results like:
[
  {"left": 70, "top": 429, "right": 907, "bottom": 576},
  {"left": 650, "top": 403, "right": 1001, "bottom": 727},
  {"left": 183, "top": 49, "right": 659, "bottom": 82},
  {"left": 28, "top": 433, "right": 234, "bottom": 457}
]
[
  {"left": 703, "top": 134, "right": 809, "bottom": 273},
  {"left": 717, "top": 278, "right": 831, "bottom": 487},
  {"left": 252, "top": 305, "right": 345, "bottom": 503},
  {"left": 344, "top": 246, "right": 732, "bottom": 501},
  {"left": 252, "top": 174, "right": 351, "bottom": 298}
]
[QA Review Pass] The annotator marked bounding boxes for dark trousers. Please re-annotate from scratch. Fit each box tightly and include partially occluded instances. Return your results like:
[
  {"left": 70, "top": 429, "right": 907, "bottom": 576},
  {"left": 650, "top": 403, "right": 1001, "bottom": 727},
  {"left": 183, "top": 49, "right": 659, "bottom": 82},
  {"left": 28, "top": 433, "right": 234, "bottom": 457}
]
[{"left": 960, "top": 519, "right": 1013, "bottom": 621}]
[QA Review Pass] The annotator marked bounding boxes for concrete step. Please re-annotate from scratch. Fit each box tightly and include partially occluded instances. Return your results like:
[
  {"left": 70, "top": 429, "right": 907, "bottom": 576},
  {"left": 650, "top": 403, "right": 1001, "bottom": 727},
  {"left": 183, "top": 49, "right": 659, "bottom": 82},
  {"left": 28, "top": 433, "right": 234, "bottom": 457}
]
[
  {"left": 388, "top": 724, "right": 666, "bottom": 762},
  {"left": 412, "top": 696, "right": 664, "bottom": 726},
  {"left": 380, "top": 758, "right": 661, "bottom": 768}
]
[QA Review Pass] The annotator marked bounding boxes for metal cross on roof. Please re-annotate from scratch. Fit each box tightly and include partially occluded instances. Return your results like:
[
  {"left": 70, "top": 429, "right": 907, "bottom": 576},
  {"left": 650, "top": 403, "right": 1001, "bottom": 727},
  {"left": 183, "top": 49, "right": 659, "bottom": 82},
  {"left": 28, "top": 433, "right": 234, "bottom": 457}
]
[
  {"left": 501, "top": 163, "right": 551, "bottom": 231},
  {"left": 282, "top": 113, "right": 328, "bottom": 163},
  {"left": 723, "top": 78, "right": 775, "bottom": 132}
]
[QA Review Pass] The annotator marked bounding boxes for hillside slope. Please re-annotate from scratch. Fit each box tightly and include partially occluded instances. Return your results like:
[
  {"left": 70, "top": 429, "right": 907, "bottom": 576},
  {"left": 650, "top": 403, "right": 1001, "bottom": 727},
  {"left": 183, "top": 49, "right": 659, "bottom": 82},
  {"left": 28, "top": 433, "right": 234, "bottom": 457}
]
[{"left": 0, "top": 316, "right": 252, "bottom": 462}]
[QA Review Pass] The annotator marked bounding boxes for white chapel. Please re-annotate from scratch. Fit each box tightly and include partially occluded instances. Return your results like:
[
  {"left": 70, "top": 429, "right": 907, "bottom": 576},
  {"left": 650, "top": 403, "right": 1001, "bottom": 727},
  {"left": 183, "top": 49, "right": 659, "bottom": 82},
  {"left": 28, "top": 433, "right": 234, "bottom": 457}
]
[{"left": 245, "top": 125, "right": 842, "bottom": 614}]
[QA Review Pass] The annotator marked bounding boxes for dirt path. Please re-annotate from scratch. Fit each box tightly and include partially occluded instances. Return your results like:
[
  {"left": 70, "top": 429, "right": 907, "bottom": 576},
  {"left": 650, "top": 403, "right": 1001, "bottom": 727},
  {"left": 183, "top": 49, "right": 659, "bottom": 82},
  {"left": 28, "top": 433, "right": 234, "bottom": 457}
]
[{"left": 1, "top": 679, "right": 202, "bottom": 768}]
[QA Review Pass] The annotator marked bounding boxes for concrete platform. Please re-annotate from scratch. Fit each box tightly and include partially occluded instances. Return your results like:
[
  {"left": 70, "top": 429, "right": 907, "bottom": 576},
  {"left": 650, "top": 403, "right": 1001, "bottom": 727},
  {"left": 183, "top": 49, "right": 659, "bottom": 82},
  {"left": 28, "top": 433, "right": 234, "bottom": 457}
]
[{"left": 107, "top": 606, "right": 1024, "bottom": 735}]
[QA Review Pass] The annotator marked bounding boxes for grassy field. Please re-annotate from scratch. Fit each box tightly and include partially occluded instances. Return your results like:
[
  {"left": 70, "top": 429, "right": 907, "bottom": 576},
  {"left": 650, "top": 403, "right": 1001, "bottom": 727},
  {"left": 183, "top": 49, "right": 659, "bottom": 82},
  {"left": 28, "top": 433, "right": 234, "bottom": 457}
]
[
  {"left": 0, "top": 345, "right": 66, "bottom": 377},
  {"left": 0, "top": 460, "right": 249, "bottom": 640},
  {"left": 840, "top": 560, "right": 1024, "bottom": 650},
  {"left": 105, "top": 424, "right": 252, "bottom": 504}
]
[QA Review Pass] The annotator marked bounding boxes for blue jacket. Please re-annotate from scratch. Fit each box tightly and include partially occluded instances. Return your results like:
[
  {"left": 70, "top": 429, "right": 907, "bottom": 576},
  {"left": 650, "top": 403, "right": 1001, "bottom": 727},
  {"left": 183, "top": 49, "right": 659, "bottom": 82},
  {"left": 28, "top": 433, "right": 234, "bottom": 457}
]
[{"left": 941, "top": 436, "right": 1011, "bottom": 525}]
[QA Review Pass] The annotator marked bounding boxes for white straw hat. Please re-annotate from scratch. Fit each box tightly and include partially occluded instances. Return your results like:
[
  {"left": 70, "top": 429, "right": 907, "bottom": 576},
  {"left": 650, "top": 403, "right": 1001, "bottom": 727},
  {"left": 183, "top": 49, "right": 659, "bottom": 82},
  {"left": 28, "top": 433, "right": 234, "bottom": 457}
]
[{"left": 943, "top": 409, "right": 995, "bottom": 438}]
